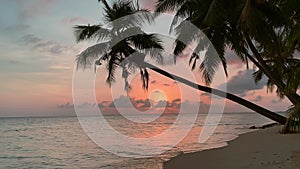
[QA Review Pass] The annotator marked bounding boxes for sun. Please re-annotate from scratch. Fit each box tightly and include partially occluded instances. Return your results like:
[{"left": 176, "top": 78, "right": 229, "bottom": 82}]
[{"left": 149, "top": 89, "right": 167, "bottom": 103}]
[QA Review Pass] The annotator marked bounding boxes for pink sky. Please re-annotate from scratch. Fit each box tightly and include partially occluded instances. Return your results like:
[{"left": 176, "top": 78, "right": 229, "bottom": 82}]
[{"left": 0, "top": 0, "right": 293, "bottom": 117}]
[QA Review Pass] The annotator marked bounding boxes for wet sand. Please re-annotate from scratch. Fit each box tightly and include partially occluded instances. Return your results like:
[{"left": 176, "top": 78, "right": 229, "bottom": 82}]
[{"left": 164, "top": 126, "right": 300, "bottom": 169}]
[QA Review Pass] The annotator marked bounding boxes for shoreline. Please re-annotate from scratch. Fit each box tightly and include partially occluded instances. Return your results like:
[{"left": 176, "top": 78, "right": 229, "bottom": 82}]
[{"left": 163, "top": 125, "right": 300, "bottom": 169}]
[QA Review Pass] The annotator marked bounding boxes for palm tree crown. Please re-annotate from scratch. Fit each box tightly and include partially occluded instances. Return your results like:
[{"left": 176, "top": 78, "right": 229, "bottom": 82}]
[{"left": 74, "top": 0, "right": 164, "bottom": 91}]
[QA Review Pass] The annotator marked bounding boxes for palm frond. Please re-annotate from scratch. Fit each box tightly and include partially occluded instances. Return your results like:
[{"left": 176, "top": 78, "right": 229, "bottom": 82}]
[
  {"left": 284, "top": 103, "right": 300, "bottom": 133},
  {"left": 188, "top": 38, "right": 207, "bottom": 70},
  {"left": 288, "top": 23, "right": 300, "bottom": 51},
  {"left": 155, "top": 0, "right": 186, "bottom": 14},
  {"left": 105, "top": 52, "right": 119, "bottom": 86},
  {"left": 173, "top": 40, "right": 187, "bottom": 57},
  {"left": 121, "top": 64, "right": 131, "bottom": 92},
  {"left": 135, "top": 9, "right": 156, "bottom": 24},
  {"left": 285, "top": 62, "right": 300, "bottom": 94},
  {"left": 105, "top": 1, "right": 154, "bottom": 29},
  {"left": 169, "top": 0, "right": 198, "bottom": 33},
  {"left": 140, "top": 68, "right": 149, "bottom": 90},
  {"left": 74, "top": 25, "right": 110, "bottom": 42},
  {"left": 208, "top": 27, "right": 228, "bottom": 77},
  {"left": 119, "top": 27, "right": 145, "bottom": 39},
  {"left": 189, "top": 53, "right": 199, "bottom": 70},
  {"left": 226, "top": 27, "right": 249, "bottom": 64},
  {"left": 199, "top": 45, "right": 222, "bottom": 85},
  {"left": 75, "top": 0, "right": 165, "bottom": 92},
  {"left": 202, "top": 0, "right": 226, "bottom": 26},
  {"left": 173, "top": 19, "right": 202, "bottom": 58},
  {"left": 128, "top": 34, "right": 164, "bottom": 64},
  {"left": 266, "top": 78, "right": 275, "bottom": 93},
  {"left": 253, "top": 69, "right": 264, "bottom": 84},
  {"left": 76, "top": 42, "right": 109, "bottom": 69},
  {"left": 99, "top": 0, "right": 111, "bottom": 10}
]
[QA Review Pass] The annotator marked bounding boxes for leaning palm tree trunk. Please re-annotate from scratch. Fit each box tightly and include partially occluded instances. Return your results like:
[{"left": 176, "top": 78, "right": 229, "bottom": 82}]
[
  {"left": 244, "top": 34, "right": 300, "bottom": 105},
  {"left": 139, "top": 61, "right": 287, "bottom": 125},
  {"left": 75, "top": 0, "right": 287, "bottom": 126}
]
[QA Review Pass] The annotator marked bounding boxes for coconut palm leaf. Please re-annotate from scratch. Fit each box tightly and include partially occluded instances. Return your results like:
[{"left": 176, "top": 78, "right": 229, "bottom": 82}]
[
  {"left": 74, "top": 25, "right": 111, "bottom": 42},
  {"left": 155, "top": 0, "right": 186, "bottom": 14},
  {"left": 74, "top": 0, "right": 164, "bottom": 90},
  {"left": 284, "top": 103, "right": 300, "bottom": 133},
  {"left": 76, "top": 42, "right": 109, "bottom": 69}
]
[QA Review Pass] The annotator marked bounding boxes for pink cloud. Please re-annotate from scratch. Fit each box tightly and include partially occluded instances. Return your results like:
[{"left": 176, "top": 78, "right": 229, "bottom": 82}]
[
  {"left": 225, "top": 49, "right": 244, "bottom": 68},
  {"left": 61, "top": 17, "right": 89, "bottom": 25}
]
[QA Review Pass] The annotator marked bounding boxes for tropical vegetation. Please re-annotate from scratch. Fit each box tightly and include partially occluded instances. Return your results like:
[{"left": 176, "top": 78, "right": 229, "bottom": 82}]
[
  {"left": 74, "top": 0, "right": 300, "bottom": 131},
  {"left": 155, "top": 0, "right": 300, "bottom": 132}
]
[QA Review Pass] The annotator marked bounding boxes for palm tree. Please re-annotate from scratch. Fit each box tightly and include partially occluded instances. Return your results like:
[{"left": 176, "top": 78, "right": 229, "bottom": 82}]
[
  {"left": 156, "top": 0, "right": 300, "bottom": 131},
  {"left": 252, "top": 8, "right": 300, "bottom": 131},
  {"left": 155, "top": 0, "right": 300, "bottom": 105},
  {"left": 74, "top": 0, "right": 286, "bottom": 124},
  {"left": 74, "top": 0, "right": 164, "bottom": 91}
]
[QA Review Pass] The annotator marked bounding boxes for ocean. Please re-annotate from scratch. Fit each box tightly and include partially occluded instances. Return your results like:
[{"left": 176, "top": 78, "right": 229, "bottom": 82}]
[{"left": 0, "top": 112, "right": 280, "bottom": 168}]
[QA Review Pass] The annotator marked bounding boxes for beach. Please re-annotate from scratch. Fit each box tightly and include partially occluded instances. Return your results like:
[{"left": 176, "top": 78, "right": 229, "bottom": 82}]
[{"left": 164, "top": 125, "right": 300, "bottom": 169}]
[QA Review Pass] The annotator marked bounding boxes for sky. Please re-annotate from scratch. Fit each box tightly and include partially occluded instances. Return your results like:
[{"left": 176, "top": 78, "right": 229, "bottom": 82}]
[{"left": 0, "top": 0, "right": 293, "bottom": 117}]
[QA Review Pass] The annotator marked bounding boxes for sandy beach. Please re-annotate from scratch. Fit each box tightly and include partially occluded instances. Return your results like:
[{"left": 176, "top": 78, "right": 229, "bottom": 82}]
[{"left": 164, "top": 126, "right": 300, "bottom": 169}]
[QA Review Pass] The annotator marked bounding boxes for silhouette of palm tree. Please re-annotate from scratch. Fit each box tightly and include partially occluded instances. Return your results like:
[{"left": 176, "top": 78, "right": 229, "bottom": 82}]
[
  {"left": 155, "top": 0, "right": 300, "bottom": 106},
  {"left": 74, "top": 0, "right": 286, "bottom": 124}
]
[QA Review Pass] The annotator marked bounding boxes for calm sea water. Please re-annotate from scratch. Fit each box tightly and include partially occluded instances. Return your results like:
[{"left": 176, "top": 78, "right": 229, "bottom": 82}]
[{"left": 0, "top": 113, "right": 280, "bottom": 168}]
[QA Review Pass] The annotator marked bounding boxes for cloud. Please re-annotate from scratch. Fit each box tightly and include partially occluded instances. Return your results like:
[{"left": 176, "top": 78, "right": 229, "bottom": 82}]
[
  {"left": 219, "top": 70, "right": 267, "bottom": 96},
  {"left": 101, "top": 95, "right": 183, "bottom": 110},
  {"left": 98, "top": 103, "right": 105, "bottom": 108},
  {"left": 57, "top": 102, "right": 73, "bottom": 109},
  {"left": 20, "top": 34, "right": 78, "bottom": 56},
  {"left": 107, "top": 96, "right": 154, "bottom": 110},
  {"left": 58, "top": 97, "right": 212, "bottom": 115},
  {"left": 61, "top": 17, "right": 89, "bottom": 25},
  {"left": 34, "top": 41, "right": 73, "bottom": 55},
  {"left": 136, "top": 99, "right": 152, "bottom": 109},
  {"left": 252, "top": 95, "right": 263, "bottom": 102},
  {"left": 225, "top": 49, "right": 244, "bottom": 68},
  {"left": 155, "top": 98, "right": 181, "bottom": 109},
  {"left": 3, "top": 24, "right": 30, "bottom": 32},
  {"left": 169, "top": 98, "right": 181, "bottom": 108},
  {"left": 108, "top": 95, "right": 134, "bottom": 108},
  {"left": 21, "top": 34, "right": 42, "bottom": 44},
  {"left": 155, "top": 100, "right": 168, "bottom": 108},
  {"left": 272, "top": 99, "right": 282, "bottom": 104},
  {"left": 98, "top": 101, "right": 111, "bottom": 108},
  {"left": 150, "top": 80, "right": 157, "bottom": 84},
  {"left": 57, "top": 102, "right": 96, "bottom": 109},
  {"left": 172, "top": 98, "right": 181, "bottom": 103}
]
